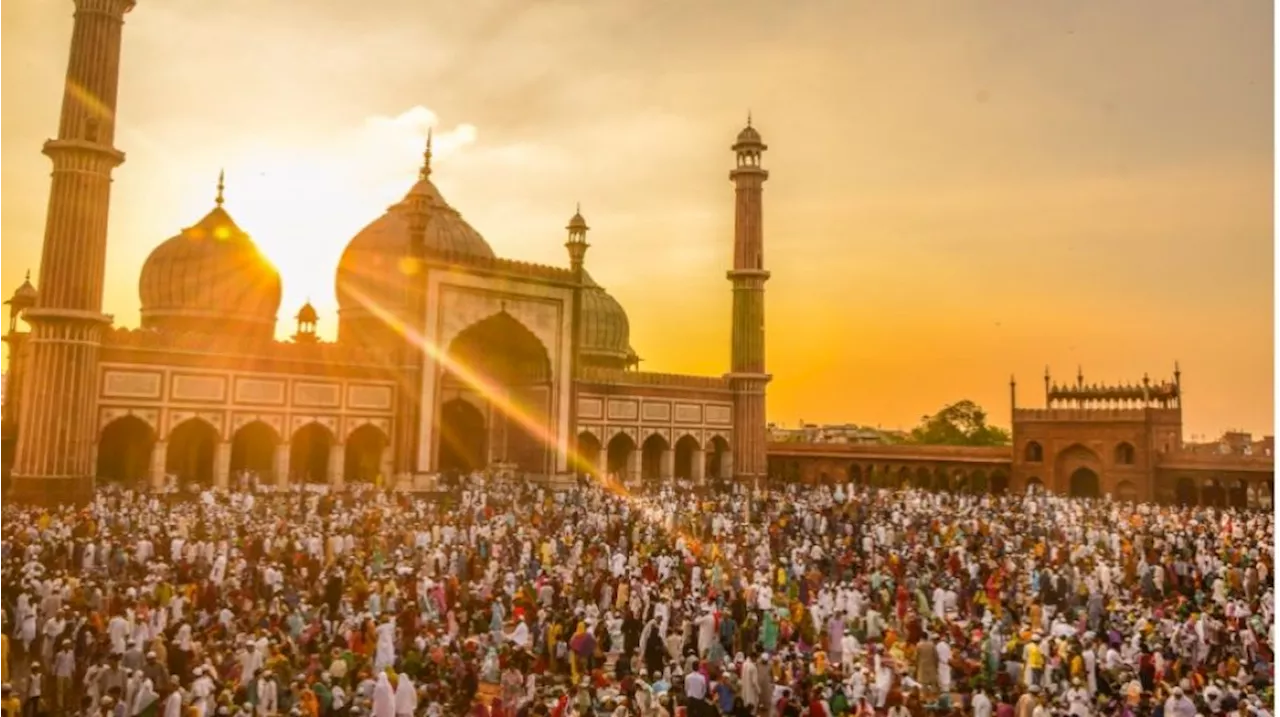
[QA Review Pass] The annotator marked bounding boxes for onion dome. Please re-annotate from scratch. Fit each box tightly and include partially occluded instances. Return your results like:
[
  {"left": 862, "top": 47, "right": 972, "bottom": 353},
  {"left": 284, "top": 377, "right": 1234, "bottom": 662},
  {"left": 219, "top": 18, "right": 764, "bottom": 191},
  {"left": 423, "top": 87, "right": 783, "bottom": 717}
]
[
  {"left": 578, "top": 271, "right": 635, "bottom": 369},
  {"left": 335, "top": 139, "right": 496, "bottom": 344},
  {"left": 734, "top": 112, "right": 764, "bottom": 147},
  {"left": 138, "top": 172, "right": 281, "bottom": 339},
  {"left": 6, "top": 271, "right": 38, "bottom": 311},
  {"left": 295, "top": 300, "right": 319, "bottom": 324}
]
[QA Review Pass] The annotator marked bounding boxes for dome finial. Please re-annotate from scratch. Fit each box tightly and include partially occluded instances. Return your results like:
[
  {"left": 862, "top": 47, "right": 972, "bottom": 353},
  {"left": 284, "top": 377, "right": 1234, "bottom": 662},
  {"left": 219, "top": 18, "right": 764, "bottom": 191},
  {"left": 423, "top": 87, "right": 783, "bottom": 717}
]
[
  {"left": 24, "top": 269, "right": 31, "bottom": 282},
  {"left": 420, "top": 128, "right": 434, "bottom": 181},
  {"left": 747, "top": 110, "right": 752, "bottom": 128},
  {"left": 215, "top": 169, "right": 226, "bottom": 208}
]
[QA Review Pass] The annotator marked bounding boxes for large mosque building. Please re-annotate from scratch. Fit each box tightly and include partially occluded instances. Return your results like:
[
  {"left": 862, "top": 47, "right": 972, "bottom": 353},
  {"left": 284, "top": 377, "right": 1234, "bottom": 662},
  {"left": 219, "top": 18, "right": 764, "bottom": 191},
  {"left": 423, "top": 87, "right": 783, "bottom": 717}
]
[
  {"left": 2, "top": 0, "right": 767, "bottom": 504},
  {"left": 3, "top": 1, "right": 1272, "bottom": 507}
]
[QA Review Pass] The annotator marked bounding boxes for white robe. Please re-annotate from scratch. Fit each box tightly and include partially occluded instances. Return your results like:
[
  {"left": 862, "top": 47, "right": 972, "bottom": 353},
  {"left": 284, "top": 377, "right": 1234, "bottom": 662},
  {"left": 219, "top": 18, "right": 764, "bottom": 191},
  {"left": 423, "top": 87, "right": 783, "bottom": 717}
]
[
  {"left": 394, "top": 676, "right": 417, "bottom": 717},
  {"left": 371, "top": 674, "right": 396, "bottom": 717}
]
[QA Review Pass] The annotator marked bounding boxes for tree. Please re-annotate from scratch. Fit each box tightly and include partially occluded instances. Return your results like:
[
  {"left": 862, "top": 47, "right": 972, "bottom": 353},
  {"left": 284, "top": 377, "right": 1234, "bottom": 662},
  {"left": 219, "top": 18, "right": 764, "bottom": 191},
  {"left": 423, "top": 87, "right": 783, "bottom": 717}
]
[{"left": 908, "top": 400, "right": 1010, "bottom": 446}]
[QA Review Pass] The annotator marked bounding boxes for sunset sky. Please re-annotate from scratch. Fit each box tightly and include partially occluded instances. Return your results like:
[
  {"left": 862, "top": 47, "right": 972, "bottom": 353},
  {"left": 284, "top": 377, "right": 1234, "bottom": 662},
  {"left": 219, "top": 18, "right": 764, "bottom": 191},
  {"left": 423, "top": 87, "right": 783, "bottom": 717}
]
[{"left": 1, "top": 0, "right": 1273, "bottom": 439}]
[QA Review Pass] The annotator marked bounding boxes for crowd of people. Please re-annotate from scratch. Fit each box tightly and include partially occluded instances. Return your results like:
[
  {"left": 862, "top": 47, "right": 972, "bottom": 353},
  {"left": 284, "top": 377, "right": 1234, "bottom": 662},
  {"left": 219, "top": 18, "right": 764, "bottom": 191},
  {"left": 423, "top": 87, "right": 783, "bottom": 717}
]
[{"left": 0, "top": 475, "right": 1273, "bottom": 717}]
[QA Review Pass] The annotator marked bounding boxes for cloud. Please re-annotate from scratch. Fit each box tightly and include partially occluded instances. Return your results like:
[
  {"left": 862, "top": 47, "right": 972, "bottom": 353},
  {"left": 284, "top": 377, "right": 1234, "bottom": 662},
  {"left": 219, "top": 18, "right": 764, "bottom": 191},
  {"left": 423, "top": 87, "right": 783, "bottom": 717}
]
[{"left": 362, "top": 105, "right": 479, "bottom": 160}]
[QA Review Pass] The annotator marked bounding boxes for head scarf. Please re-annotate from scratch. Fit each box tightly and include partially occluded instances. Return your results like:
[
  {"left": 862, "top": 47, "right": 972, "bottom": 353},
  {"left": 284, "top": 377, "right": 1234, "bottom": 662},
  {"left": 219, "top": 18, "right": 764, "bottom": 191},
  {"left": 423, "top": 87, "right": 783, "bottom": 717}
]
[{"left": 371, "top": 673, "right": 395, "bottom": 717}]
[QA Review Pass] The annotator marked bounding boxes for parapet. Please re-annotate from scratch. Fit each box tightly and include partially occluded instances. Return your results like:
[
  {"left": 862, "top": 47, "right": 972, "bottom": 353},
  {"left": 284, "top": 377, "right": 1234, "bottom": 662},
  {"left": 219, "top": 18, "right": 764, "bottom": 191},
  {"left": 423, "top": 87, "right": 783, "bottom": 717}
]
[{"left": 577, "top": 366, "right": 731, "bottom": 391}]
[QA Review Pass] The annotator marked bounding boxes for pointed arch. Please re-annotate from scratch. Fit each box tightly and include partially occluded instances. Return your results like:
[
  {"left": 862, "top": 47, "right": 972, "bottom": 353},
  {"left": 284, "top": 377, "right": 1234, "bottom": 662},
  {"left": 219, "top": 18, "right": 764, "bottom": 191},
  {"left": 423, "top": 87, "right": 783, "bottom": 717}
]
[
  {"left": 97, "top": 415, "right": 155, "bottom": 487},
  {"left": 345, "top": 422, "right": 389, "bottom": 483},
  {"left": 446, "top": 311, "right": 552, "bottom": 383},
  {"left": 606, "top": 431, "right": 636, "bottom": 478},
  {"left": 706, "top": 434, "right": 730, "bottom": 480},
  {"left": 674, "top": 434, "right": 701, "bottom": 480},
  {"left": 990, "top": 471, "right": 1009, "bottom": 495},
  {"left": 1024, "top": 441, "right": 1044, "bottom": 463},
  {"left": 574, "top": 430, "right": 603, "bottom": 476},
  {"left": 230, "top": 420, "right": 279, "bottom": 480},
  {"left": 445, "top": 311, "right": 552, "bottom": 473},
  {"left": 1068, "top": 467, "right": 1100, "bottom": 498},
  {"left": 166, "top": 418, "right": 219, "bottom": 486},
  {"left": 1054, "top": 443, "right": 1102, "bottom": 495},
  {"left": 290, "top": 421, "right": 335, "bottom": 484},
  {"left": 640, "top": 433, "right": 669, "bottom": 482},
  {"left": 1114, "top": 479, "right": 1139, "bottom": 503}
]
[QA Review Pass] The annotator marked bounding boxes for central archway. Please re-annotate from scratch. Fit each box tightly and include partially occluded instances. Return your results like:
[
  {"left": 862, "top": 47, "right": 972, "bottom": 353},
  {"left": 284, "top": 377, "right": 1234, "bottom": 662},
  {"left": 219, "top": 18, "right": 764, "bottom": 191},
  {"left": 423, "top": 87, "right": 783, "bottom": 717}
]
[
  {"left": 439, "top": 399, "right": 487, "bottom": 474},
  {"left": 166, "top": 419, "right": 218, "bottom": 486},
  {"left": 444, "top": 312, "right": 552, "bottom": 474},
  {"left": 1068, "top": 467, "right": 1100, "bottom": 498},
  {"left": 97, "top": 416, "right": 155, "bottom": 488},
  {"left": 1055, "top": 443, "right": 1102, "bottom": 498}
]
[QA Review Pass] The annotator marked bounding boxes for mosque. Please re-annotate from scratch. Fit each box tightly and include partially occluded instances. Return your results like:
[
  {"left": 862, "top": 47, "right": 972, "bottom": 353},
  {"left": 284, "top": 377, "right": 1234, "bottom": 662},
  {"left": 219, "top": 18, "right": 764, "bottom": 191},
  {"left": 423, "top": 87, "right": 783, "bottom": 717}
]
[
  {"left": 1, "top": 0, "right": 769, "bottom": 503},
  {"left": 3, "top": 1, "right": 1273, "bottom": 507}
]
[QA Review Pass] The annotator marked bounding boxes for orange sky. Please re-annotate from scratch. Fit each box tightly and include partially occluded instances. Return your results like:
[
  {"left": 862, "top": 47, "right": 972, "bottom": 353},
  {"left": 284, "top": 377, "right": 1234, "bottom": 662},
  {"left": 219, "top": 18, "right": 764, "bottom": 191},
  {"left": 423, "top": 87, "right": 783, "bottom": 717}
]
[{"left": 1, "top": 0, "right": 1273, "bottom": 439}]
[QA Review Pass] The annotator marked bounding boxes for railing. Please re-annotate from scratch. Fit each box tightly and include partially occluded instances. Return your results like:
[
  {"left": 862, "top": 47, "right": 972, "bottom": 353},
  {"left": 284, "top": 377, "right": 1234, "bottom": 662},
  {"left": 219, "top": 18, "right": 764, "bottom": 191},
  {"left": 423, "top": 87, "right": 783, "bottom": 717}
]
[
  {"left": 101, "top": 327, "right": 387, "bottom": 365},
  {"left": 426, "top": 249, "right": 576, "bottom": 283}
]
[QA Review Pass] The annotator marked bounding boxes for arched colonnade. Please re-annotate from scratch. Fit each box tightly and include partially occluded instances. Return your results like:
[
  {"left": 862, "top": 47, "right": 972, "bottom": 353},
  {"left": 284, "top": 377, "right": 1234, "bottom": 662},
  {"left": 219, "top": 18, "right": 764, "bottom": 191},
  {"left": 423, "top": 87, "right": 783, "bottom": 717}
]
[
  {"left": 95, "top": 413, "right": 391, "bottom": 490},
  {"left": 574, "top": 429, "right": 731, "bottom": 483}
]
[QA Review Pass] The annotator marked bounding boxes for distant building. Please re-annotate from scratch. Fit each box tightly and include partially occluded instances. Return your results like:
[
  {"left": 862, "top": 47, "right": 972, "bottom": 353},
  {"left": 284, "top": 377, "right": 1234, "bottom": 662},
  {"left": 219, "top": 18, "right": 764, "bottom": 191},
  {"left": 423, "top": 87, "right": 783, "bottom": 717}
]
[
  {"left": 768, "top": 422, "right": 900, "bottom": 444},
  {"left": 767, "top": 367, "right": 1273, "bottom": 508}
]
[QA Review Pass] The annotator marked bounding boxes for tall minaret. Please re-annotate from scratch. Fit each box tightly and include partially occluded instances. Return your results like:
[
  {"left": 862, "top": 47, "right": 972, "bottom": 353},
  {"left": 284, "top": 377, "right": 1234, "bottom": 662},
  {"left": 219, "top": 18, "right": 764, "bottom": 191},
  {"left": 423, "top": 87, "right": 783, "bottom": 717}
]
[
  {"left": 727, "top": 116, "right": 771, "bottom": 485},
  {"left": 10, "top": 0, "right": 137, "bottom": 505}
]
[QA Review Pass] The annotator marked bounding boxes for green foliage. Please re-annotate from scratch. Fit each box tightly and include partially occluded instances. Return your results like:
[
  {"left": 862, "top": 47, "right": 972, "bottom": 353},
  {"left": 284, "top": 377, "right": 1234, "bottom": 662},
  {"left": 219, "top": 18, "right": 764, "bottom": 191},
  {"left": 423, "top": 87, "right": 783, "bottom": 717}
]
[{"left": 908, "top": 400, "right": 1011, "bottom": 446}]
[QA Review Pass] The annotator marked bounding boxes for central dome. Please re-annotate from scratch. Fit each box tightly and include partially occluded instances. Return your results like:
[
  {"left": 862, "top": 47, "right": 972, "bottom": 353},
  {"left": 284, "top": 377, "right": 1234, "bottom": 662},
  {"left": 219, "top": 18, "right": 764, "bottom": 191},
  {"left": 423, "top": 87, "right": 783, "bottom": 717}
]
[
  {"left": 138, "top": 190, "right": 281, "bottom": 339},
  {"left": 335, "top": 175, "right": 495, "bottom": 343}
]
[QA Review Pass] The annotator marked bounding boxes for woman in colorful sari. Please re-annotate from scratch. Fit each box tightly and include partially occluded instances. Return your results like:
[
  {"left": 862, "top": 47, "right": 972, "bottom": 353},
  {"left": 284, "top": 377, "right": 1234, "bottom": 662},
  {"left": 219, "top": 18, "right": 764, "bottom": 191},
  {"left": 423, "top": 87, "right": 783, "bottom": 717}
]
[{"left": 760, "top": 610, "right": 779, "bottom": 653}]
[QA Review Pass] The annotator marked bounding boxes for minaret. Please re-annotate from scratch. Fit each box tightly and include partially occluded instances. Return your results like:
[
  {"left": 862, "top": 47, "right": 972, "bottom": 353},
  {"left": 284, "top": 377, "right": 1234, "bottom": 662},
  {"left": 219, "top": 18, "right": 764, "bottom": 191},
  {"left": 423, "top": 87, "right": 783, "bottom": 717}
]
[
  {"left": 727, "top": 115, "right": 771, "bottom": 485},
  {"left": 10, "top": 0, "right": 137, "bottom": 505},
  {"left": 565, "top": 205, "right": 589, "bottom": 474}
]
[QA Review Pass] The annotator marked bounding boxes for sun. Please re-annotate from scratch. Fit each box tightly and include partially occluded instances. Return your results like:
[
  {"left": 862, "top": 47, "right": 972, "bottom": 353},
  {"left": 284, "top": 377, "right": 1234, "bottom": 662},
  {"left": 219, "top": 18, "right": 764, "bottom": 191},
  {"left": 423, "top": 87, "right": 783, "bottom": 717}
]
[{"left": 209, "top": 107, "right": 479, "bottom": 338}]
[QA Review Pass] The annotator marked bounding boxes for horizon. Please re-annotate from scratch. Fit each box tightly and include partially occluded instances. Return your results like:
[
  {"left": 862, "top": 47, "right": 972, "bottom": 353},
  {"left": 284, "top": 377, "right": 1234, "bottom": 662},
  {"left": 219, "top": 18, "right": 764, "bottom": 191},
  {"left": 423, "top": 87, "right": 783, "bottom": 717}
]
[{"left": 1, "top": 0, "right": 1272, "bottom": 439}]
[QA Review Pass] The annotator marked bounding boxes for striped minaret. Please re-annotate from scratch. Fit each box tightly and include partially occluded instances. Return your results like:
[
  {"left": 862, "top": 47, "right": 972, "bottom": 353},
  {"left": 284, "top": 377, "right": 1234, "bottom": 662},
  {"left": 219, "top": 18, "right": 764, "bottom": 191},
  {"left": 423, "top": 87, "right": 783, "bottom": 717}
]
[
  {"left": 727, "top": 116, "right": 771, "bottom": 486},
  {"left": 10, "top": 0, "right": 137, "bottom": 505}
]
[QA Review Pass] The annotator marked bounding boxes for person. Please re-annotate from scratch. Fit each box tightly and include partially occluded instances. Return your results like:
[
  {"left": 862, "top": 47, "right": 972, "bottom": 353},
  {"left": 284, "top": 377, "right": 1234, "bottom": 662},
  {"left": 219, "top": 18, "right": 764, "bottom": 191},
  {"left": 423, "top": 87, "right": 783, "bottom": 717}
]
[
  {"left": 971, "top": 687, "right": 992, "bottom": 717},
  {"left": 1, "top": 686, "right": 20, "bottom": 717},
  {"left": 0, "top": 479, "right": 1272, "bottom": 717}
]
